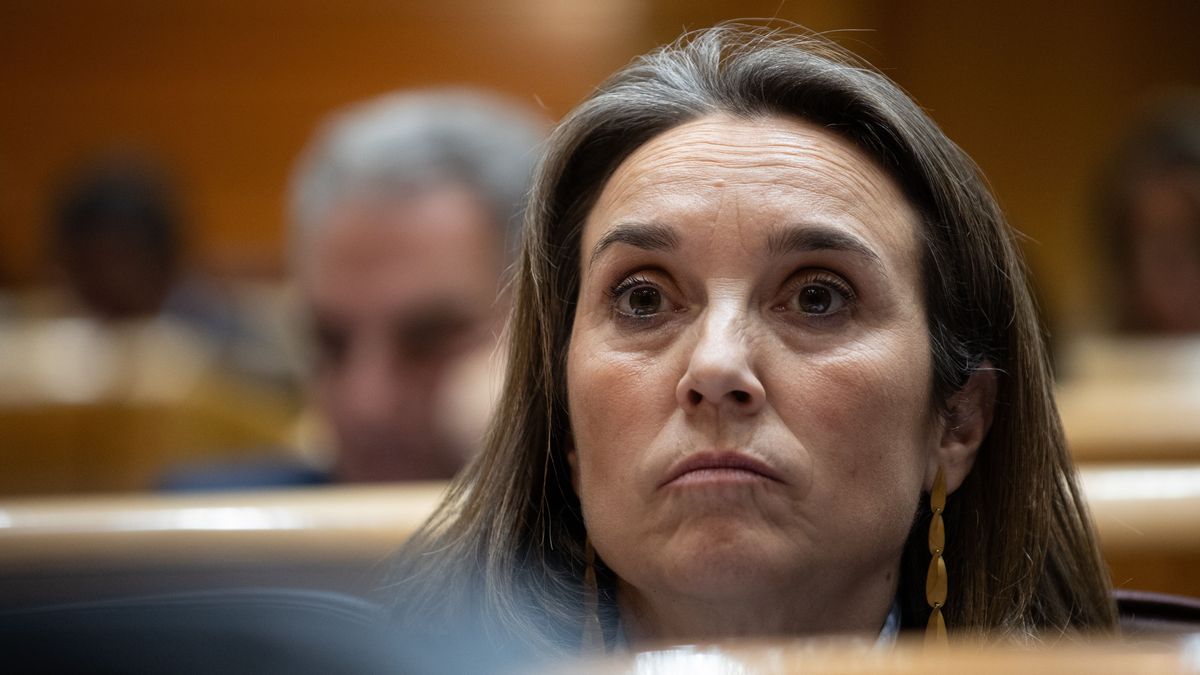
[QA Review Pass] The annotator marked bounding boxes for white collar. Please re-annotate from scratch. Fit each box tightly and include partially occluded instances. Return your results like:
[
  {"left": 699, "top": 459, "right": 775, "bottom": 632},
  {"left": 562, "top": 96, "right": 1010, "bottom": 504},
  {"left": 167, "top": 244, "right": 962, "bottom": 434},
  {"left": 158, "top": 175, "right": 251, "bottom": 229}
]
[
  {"left": 874, "top": 598, "right": 903, "bottom": 647},
  {"left": 612, "top": 597, "right": 904, "bottom": 651}
]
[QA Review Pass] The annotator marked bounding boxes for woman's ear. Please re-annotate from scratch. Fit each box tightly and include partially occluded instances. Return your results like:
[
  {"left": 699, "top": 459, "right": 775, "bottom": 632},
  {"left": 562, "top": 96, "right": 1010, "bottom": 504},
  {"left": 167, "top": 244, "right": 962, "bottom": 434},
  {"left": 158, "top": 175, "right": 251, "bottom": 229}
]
[{"left": 927, "top": 363, "right": 997, "bottom": 495}]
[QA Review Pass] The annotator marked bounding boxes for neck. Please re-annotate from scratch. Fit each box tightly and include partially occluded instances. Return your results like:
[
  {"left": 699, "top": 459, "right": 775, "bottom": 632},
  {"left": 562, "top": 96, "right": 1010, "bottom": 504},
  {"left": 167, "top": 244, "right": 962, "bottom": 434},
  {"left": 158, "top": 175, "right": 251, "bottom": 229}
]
[{"left": 616, "top": 566, "right": 898, "bottom": 646}]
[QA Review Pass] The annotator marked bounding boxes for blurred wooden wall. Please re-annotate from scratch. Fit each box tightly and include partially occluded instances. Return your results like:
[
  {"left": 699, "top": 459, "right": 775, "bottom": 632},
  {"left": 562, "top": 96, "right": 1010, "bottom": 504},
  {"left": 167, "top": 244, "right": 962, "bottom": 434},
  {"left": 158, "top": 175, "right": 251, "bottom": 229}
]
[
  {"left": 2, "top": 1, "right": 1198, "bottom": 334},
  {"left": 0, "top": 0, "right": 650, "bottom": 281},
  {"left": 880, "top": 3, "right": 1200, "bottom": 335}
]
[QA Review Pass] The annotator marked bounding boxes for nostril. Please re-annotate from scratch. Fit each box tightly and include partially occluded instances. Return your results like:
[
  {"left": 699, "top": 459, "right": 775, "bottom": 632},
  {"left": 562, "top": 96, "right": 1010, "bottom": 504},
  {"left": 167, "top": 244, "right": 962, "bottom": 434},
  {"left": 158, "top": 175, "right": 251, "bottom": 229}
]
[
  {"left": 732, "top": 390, "right": 750, "bottom": 404},
  {"left": 688, "top": 390, "right": 703, "bottom": 406}
]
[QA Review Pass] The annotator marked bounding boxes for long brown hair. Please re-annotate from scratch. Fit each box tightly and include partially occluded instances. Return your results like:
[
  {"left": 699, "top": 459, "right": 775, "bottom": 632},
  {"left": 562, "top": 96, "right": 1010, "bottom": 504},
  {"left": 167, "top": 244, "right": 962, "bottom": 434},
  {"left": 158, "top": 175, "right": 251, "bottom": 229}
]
[{"left": 387, "top": 23, "right": 1116, "bottom": 654}]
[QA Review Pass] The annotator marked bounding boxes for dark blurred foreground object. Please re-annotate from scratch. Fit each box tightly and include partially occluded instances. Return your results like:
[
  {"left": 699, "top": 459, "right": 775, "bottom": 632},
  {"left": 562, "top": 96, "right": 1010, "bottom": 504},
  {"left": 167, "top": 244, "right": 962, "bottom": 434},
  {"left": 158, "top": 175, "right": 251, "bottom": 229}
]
[
  {"left": 0, "top": 588, "right": 1198, "bottom": 675},
  {"left": 0, "top": 588, "right": 531, "bottom": 675},
  {"left": 1098, "top": 92, "right": 1200, "bottom": 334},
  {"left": 0, "top": 589, "right": 398, "bottom": 674},
  {"left": 1116, "top": 589, "right": 1200, "bottom": 636}
]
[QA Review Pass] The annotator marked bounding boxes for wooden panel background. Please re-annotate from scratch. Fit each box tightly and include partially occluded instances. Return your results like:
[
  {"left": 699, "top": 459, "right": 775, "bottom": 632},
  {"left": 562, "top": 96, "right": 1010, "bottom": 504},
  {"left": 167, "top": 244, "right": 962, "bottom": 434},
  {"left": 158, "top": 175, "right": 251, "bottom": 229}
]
[
  {"left": 1, "top": 1, "right": 1198, "bottom": 334},
  {"left": 0, "top": 0, "right": 650, "bottom": 280}
]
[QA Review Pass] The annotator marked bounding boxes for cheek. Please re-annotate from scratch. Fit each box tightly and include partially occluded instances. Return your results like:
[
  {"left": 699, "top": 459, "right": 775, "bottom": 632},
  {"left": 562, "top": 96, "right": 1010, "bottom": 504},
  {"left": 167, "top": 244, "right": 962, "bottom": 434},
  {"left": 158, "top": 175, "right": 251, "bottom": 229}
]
[
  {"left": 568, "top": 344, "right": 666, "bottom": 479},
  {"left": 803, "top": 350, "right": 929, "bottom": 450},
  {"left": 566, "top": 334, "right": 682, "bottom": 538},
  {"left": 771, "top": 333, "right": 933, "bottom": 528}
]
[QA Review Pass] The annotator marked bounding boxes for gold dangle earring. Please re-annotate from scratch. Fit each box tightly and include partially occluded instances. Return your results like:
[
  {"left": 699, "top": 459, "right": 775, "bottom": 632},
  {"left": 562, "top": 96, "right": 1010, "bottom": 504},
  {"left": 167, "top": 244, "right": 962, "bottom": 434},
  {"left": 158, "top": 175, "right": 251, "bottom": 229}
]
[
  {"left": 582, "top": 539, "right": 605, "bottom": 653},
  {"left": 925, "top": 466, "right": 948, "bottom": 646}
]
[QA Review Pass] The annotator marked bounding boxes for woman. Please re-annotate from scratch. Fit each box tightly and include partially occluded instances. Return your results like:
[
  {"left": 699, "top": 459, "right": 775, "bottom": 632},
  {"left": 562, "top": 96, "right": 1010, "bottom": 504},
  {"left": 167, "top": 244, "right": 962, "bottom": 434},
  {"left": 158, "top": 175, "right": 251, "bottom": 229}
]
[{"left": 387, "top": 23, "right": 1116, "bottom": 656}]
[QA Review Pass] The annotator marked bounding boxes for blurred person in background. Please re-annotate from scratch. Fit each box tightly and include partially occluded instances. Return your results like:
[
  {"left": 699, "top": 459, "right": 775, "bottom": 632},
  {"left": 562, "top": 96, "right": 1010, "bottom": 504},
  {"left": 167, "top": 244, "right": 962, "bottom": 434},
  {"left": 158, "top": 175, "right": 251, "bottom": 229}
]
[
  {"left": 289, "top": 89, "right": 546, "bottom": 482},
  {"left": 52, "top": 157, "right": 182, "bottom": 322},
  {"left": 50, "top": 157, "right": 255, "bottom": 351},
  {"left": 47, "top": 155, "right": 293, "bottom": 391},
  {"left": 1055, "top": 93, "right": 1200, "bottom": 463},
  {"left": 0, "top": 156, "right": 300, "bottom": 496},
  {"left": 1098, "top": 93, "right": 1200, "bottom": 335}
]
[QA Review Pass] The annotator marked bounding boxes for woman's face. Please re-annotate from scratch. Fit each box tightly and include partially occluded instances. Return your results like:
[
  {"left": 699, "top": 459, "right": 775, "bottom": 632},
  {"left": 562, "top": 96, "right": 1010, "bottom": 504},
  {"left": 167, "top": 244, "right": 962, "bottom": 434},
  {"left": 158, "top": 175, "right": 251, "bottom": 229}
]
[{"left": 566, "top": 114, "right": 939, "bottom": 626}]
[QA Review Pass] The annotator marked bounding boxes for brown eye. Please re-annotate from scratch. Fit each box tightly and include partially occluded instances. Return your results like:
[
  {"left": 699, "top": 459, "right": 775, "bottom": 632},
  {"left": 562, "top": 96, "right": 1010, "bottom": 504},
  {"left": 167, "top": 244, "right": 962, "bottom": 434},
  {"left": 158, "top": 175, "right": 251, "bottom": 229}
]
[
  {"left": 619, "top": 285, "right": 664, "bottom": 316},
  {"left": 785, "top": 273, "right": 853, "bottom": 317},
  {"left": 608, "top": 274, "right": 677, "bottom": 321},
  {"left": 797, "top": 285, "right": 837, "bottom": 314}
]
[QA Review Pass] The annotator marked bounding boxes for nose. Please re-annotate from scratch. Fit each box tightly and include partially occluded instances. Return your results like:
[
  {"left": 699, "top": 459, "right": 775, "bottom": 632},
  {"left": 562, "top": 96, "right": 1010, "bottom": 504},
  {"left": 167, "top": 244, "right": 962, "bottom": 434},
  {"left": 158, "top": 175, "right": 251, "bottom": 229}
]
[
  {"left": 335, "top": 340, "right": 411, "bottom": 429},
  {"left": 675, "top": 305, "right": 766, "bottom": 415}
]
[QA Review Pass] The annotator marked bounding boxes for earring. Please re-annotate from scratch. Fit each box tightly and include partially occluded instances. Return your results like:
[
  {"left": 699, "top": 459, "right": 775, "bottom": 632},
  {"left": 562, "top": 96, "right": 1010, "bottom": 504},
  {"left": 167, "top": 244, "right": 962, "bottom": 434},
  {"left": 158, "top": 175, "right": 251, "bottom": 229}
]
[
  {"left": 926, "top": 466, "right": 948, "bottom": 647},
  {"left": 582, "top": 539, "right": 605, "bottom": 653}
]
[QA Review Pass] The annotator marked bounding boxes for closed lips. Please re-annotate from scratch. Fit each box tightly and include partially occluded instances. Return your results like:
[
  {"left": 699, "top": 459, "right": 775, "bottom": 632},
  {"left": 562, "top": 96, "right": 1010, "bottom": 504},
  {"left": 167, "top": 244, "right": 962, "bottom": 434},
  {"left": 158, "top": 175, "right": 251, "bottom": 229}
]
[{"left": 661, "top": 452, "right": 785, "bottom": 487}]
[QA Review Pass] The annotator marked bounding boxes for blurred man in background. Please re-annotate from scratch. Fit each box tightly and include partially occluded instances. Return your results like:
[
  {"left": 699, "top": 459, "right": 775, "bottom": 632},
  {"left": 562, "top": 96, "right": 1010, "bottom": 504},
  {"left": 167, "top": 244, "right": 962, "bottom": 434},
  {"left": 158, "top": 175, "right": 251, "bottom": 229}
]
[{"left": 289, "top": 89, "right": 545, "bottom": 482}]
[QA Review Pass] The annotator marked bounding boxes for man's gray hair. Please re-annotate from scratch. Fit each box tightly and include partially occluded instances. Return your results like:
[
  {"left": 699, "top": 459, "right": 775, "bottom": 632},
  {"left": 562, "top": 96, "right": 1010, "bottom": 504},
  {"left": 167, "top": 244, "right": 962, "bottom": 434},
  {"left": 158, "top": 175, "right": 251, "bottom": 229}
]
[{"left": 288, "top": 88, "right": 546, "bottom": 261}]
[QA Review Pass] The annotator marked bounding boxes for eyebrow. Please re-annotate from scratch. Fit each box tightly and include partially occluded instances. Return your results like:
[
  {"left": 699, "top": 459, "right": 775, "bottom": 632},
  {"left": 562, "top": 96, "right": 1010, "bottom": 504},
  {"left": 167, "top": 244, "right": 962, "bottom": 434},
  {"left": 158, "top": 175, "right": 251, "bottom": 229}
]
[
  {"left": 588, "top": 221, "right": 680, "bottom": 267},
  {"left": 765, "top": 224, "right": 884, "bottom": 269},
  {"left": 586, "top": 220, "right": 886, "bottom": 272}
]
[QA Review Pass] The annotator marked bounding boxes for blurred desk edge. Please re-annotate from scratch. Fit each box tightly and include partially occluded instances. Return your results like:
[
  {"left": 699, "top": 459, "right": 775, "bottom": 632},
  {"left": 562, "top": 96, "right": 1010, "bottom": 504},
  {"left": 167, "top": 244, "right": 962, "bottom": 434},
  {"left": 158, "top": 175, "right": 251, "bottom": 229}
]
[{"left": 1, "top": 468, "right": 1198, "bottom": 602}]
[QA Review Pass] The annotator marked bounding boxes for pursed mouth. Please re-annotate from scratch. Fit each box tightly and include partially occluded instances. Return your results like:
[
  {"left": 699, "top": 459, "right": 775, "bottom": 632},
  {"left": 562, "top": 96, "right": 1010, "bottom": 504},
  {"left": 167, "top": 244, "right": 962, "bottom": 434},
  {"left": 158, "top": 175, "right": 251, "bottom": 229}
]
[{"left": 660, "top": 451, "right": 785, "bottom": 488}]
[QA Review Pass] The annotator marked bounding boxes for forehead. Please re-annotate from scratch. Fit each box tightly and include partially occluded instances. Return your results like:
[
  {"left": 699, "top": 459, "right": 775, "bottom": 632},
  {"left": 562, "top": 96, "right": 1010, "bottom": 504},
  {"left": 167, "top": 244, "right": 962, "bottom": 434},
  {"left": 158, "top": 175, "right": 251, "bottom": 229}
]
[
  {"left": 584, "top": 114, "right": 922, "bottom": 272},
  {"left": 301, "top": 185, "right": 502, "bottom": 308}
]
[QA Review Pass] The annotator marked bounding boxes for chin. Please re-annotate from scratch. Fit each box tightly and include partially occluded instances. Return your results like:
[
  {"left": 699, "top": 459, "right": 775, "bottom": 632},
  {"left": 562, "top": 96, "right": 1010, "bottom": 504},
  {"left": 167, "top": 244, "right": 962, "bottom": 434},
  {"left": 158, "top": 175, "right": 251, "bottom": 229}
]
[{"left": 644, "top": 523, "right": 808, "bottom": 602}]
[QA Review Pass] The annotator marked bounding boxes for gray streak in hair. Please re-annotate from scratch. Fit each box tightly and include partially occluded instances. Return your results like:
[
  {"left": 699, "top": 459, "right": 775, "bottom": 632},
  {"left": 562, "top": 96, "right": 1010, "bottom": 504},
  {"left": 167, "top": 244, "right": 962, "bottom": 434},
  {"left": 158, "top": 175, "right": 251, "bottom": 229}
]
[{"left": 288, "top": 88, "right": 547, "bottom": 263}]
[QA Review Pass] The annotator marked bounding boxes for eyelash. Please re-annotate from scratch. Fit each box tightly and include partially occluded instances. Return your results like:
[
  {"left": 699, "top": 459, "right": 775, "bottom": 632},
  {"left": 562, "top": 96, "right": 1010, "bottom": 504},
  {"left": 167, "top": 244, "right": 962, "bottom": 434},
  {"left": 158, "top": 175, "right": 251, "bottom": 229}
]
[
  {"left": 789, "top": 270, "right": 855, "bottom": 300},
  {"left": 605, "top": 274, "right": 654, "bottom": 299},
  {"left": 603, "top": 268, "right": 857, "bottom": 327},
  {"left": 605, "top": 274, "right": 661, "bottom": 323},
  {"left": 779, "top": 269, "right": 857, "bottom": 319}
]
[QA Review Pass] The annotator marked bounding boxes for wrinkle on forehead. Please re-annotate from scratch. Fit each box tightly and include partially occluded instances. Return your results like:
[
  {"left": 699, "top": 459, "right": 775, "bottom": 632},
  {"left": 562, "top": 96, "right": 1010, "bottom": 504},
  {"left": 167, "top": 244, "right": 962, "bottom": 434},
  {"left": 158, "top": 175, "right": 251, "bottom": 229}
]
[
  {"left": 585, "top": 113, "right": 921, "bottom": 274},
  {"left": 604, "top": 118, "right": 895, "bottom": 199}
]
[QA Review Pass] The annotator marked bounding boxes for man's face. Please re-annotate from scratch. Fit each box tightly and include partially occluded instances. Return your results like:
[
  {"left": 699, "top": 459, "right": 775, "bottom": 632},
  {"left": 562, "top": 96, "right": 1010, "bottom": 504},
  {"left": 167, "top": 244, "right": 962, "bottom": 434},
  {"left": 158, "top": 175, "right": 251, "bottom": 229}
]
[{"left": 301, "top": 184, "right": 504, "bottom": 481}]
